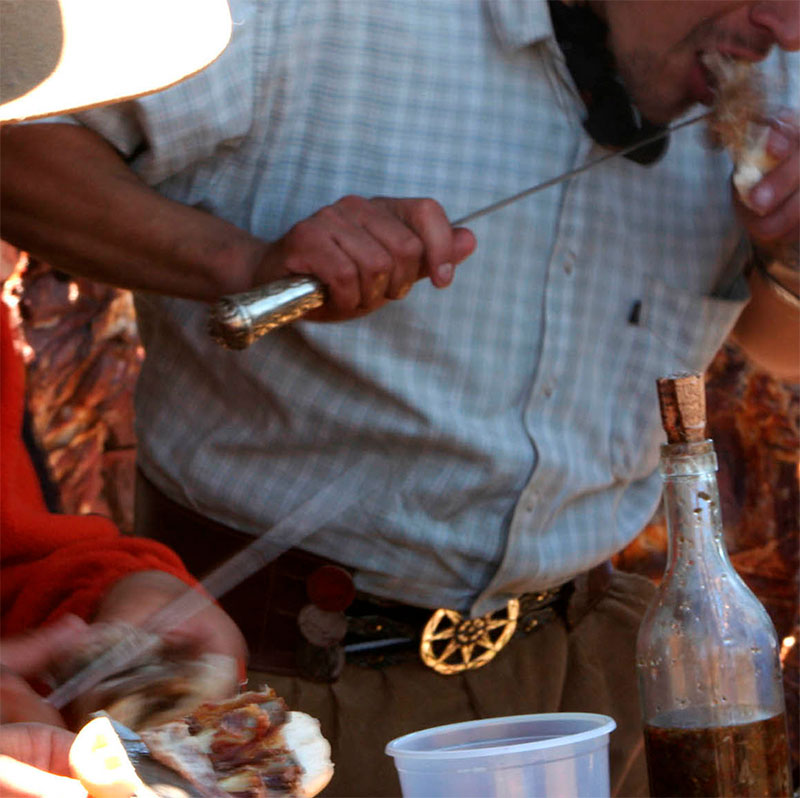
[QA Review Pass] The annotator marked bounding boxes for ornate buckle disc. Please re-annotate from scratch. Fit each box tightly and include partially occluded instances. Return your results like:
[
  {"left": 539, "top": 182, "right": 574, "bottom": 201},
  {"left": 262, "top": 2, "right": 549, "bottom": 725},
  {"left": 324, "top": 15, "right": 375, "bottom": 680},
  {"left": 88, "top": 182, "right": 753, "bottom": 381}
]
[{"left": 420, "top": 599, "right": 520, "bottom": 675}]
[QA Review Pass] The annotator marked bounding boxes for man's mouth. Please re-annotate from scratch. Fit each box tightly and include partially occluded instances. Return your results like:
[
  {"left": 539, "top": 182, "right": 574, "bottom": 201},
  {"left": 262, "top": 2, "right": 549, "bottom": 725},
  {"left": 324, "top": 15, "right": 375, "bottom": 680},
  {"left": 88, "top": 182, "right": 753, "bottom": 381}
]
[
  {"left": 693, "top": 51, "right": 758, "bottom": 107},
  {"left": 689, "top": 52, "right": 717, "bottom": 105}
]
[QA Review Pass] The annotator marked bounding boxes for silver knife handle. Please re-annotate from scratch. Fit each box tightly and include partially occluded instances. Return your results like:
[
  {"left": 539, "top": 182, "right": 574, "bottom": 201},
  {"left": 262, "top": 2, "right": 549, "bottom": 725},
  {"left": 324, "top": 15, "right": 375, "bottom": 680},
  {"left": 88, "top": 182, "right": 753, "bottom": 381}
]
[{"left": 208, "top": 275, "right": 326, "bottom": 349}]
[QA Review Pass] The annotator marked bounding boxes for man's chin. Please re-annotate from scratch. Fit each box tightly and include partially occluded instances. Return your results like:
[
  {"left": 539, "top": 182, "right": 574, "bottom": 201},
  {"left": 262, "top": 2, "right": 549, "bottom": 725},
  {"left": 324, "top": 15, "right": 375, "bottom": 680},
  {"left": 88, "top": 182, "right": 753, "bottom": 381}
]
[
  {"left": 636, "top": 96, "right": 701, "bottom": 127},
  {"left": 627, "top": 67, "right": 709, "bottom": 126}
]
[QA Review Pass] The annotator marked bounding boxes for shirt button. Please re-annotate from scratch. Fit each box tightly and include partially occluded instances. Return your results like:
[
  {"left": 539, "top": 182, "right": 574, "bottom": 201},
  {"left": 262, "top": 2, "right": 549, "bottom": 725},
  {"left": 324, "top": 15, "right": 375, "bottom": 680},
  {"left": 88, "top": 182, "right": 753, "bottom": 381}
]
[
  {"left": 542, "top": 384, "right": 553, "bottom": 398},
  {"left": 563, "top": 259, "right": 573, "bottom": 275}
]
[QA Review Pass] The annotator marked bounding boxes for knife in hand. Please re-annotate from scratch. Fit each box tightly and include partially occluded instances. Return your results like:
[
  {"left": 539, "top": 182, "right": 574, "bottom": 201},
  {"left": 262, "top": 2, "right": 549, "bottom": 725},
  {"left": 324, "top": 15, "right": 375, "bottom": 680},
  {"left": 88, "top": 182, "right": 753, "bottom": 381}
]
[{"left": 208, "top": 112, "right": 709, "bottom": 349}]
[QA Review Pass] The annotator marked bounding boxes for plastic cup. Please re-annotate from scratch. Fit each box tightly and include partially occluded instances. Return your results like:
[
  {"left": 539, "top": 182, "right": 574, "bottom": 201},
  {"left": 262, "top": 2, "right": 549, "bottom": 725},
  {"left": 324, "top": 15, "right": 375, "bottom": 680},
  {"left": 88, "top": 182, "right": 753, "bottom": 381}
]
[{"left": 385, "top": 712, "right": 616, "bottom": 798}]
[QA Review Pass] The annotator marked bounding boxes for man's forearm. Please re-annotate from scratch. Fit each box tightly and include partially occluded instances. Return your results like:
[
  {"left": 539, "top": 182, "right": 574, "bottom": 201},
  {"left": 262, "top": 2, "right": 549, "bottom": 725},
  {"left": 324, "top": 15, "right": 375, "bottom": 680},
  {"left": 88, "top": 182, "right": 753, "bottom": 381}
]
[
  {"left": 2, "top": 124, "right": 477, "bottom": 320},
  {"left": 0, "top": 123, "right": 265, "bottom": 300}
]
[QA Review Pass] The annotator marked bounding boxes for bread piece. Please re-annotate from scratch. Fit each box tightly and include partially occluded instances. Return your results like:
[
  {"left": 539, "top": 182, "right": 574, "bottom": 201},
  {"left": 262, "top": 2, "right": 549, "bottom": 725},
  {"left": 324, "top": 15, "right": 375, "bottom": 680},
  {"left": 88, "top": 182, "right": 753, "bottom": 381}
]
[
  {"left": 69, "top": 691, "right": 334, "bottom": 798},
  {"left": 732, "top": 121, "right": 779, "bottom": 209},
  {"left": 702, "top": 52, "right": 775, "bottom": 210},
  {"left": 69, "top": 716, "right": 157, "bottom": 798},
  {"left": 282, "top": 711, "right": 336, "bottom": 798}
]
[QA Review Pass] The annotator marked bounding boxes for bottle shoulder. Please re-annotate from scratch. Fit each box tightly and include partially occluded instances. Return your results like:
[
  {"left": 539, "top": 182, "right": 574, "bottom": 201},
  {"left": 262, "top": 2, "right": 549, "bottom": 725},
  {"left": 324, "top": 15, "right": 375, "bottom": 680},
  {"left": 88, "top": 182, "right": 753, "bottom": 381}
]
[{"left": 637, "top": 575, "right": 780, "bottom": 657}]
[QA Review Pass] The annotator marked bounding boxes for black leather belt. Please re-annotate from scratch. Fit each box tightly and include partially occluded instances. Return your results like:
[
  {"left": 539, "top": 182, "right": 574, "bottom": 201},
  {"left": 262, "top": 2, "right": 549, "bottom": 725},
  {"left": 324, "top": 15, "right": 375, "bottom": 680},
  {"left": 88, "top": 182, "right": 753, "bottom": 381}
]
[{"left": 135, "top": 470, "right": 601, "bottom": 680}]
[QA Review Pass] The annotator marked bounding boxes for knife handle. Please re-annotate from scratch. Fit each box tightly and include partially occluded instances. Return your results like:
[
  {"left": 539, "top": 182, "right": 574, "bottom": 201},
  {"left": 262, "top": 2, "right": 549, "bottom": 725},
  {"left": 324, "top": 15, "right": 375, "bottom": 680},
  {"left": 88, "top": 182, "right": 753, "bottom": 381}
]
[{"left": 208, "top": 275, "right": 326, "bottom": 349}]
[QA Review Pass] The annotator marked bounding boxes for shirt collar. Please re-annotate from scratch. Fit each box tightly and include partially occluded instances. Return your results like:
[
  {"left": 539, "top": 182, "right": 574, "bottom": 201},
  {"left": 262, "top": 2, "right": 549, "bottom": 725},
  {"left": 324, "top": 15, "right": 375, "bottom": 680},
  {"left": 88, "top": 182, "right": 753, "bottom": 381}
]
[{"left": 487, "top": 0, "right": 555, "bottom": 52}]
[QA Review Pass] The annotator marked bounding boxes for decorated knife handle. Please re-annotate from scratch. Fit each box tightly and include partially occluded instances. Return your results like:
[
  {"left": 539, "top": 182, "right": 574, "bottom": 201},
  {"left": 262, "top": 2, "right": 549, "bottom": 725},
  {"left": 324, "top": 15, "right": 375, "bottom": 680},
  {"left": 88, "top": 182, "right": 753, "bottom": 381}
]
[{"left": 208, "top": 275, "right": 326, "bottom": 350}]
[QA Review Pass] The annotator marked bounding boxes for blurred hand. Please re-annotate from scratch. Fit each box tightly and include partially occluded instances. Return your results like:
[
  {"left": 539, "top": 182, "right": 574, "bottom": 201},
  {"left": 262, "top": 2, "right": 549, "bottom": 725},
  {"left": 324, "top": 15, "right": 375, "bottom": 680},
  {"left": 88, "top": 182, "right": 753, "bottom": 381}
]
[
  {"left": 734, "top": 110, "right": 799, "bottom": 249},
  {"left": 256, "top": 195, "right": 477, "bottom": 320},
  {"left": 0, "top": 723, "right": 86, "bottom": 798},
  {"left": 93, "top": 570, "right": 247, "bottom": 670},
  {"left": 1, "top": 616, "right": 89, "bottom": 725}
]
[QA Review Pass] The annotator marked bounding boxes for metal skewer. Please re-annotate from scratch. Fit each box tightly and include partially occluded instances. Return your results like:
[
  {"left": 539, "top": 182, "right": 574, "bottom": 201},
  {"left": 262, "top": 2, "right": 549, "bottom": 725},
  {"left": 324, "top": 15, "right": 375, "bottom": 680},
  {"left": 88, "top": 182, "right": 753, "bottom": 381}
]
[
  {"left": 451, "top": 113, "right": 709, "bottom": 227},
  {"left": 209, "top": 111, "right": 709, "bottom": 349}
]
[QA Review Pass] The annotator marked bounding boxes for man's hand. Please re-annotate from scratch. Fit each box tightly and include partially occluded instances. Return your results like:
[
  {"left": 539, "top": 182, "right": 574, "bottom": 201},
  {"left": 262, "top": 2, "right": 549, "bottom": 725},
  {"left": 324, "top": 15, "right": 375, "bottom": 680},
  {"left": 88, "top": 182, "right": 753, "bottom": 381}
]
[
  {"left": 3, "top": 126, "right": 477, "bottom": 309},
  {"left": 734, "top": 111, "right": 799, "bottom": 248},
  {"left": 730, "top": 110, "right": 799, "bottom": 379},
  {"left": 1, "top": 616, "right": 89, "bottom": 725},
  {"left": 255, "top": 195, "right": 477, "bottom": 320},
  {"left": 93, "top": 570, "right": 247, "bottom": 671},
  {"left": 0, "top": 724, "right": 86, "bottom": 798}
]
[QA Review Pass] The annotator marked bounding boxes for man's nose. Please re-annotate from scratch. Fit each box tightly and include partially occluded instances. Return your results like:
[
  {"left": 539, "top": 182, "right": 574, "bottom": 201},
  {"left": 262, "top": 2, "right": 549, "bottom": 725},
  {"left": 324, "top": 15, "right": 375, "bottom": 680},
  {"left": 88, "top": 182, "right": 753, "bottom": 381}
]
[{"left": 750, "top": 1, "right": 800, "bottom": 51}]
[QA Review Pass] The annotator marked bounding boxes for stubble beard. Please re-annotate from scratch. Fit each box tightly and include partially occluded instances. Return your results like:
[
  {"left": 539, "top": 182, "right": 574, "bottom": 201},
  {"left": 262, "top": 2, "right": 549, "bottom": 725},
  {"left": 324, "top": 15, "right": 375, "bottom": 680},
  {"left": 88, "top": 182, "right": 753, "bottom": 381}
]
[
  {"left": 615, "top": 48, "right": 693, "bottom": 126},
  {"left": 612, "top": 19, "right": 727, "bottom": 126}
]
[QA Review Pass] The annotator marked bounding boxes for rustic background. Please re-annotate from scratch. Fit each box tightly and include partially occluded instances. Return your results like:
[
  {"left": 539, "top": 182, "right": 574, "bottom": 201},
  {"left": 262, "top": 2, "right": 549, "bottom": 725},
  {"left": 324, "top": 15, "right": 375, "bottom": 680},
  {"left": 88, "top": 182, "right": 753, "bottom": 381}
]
[{"left": 3, "top": 249, "right": 798, "bottom": 775}]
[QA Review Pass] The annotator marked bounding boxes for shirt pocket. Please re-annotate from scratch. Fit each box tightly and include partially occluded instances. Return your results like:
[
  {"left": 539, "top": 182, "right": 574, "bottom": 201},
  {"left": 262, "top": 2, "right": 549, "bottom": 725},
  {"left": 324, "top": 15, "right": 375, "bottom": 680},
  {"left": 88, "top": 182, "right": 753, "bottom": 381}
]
[{"left": 609, "top": 276, "right": 747, "bottom": 481}]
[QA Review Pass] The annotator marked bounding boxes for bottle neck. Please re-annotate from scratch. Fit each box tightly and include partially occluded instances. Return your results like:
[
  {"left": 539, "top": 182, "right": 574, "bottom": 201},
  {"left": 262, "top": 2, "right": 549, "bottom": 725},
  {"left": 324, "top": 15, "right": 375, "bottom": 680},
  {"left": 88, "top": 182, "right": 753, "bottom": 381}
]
[{"left": 659, "top": 439, "right": 730, "bottom": 576}]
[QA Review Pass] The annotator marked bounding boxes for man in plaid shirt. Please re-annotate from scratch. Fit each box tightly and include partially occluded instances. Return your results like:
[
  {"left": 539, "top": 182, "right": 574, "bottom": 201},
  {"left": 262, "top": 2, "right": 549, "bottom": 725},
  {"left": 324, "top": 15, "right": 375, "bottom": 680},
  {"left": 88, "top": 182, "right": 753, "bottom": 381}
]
[{"left": 2, "top": 2, "right": 798, "bottom": 794}]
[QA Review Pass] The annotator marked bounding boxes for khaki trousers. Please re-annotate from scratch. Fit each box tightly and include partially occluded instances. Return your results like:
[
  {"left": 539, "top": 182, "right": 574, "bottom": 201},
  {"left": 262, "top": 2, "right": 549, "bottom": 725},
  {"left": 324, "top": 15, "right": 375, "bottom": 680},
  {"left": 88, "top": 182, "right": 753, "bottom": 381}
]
[{"left": 251, "top": 568, "right": 655, "bottom": 798}]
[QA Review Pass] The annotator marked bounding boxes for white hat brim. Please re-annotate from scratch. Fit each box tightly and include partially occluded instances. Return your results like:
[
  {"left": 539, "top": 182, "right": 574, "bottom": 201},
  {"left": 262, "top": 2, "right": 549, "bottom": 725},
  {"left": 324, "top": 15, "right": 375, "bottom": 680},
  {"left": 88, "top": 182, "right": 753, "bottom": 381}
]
[{"left": 1, "top": 0, "right": 232, "bottom": 123}]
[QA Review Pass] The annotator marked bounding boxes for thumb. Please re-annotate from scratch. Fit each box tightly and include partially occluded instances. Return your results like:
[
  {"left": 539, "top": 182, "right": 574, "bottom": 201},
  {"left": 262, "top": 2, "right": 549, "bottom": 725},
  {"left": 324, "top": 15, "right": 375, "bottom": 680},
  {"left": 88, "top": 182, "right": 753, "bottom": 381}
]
[
  {"left": 0, "top": 616, "right": 89, "bottom": 677},
  {"left": 0, "top": 756, "right": 87, "bottom": 798},
  {"left": 452, "top": 227, "right": 477, "bottom": 265}
]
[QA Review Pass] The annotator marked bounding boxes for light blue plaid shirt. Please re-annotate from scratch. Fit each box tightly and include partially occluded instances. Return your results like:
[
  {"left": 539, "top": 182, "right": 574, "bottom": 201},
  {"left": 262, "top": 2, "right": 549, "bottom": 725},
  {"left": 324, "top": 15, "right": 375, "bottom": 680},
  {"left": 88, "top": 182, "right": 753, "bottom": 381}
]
[{"left": 65, "top": 0, "right": 796, "bottom": 615}]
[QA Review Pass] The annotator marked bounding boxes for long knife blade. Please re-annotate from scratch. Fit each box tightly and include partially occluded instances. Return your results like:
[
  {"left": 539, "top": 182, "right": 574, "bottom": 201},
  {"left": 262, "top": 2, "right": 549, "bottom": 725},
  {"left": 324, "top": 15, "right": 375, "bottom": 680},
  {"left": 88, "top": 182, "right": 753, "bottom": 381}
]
[
  {"left": 208, "top": 111, "right": 710, "bottom": 348},
  {"left": 46, "top": 456, "right": 392, "bottom": 710},
  {"left": 452, "top": 112, "right": 709, "bottom": 226}
]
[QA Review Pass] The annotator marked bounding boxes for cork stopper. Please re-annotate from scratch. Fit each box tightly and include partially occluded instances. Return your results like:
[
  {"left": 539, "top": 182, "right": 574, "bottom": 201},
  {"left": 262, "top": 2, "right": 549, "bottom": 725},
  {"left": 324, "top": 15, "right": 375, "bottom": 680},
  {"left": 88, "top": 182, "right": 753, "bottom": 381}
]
[{"left": 656, "top": 373, "right": 707, "bottom": 443}]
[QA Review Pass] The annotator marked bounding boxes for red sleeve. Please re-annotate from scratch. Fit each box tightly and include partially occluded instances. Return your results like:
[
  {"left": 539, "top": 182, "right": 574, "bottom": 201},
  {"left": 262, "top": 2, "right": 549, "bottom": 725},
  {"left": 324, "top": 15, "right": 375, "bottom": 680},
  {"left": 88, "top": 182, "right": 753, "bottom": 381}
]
[{"left": 1, "top": 301, "right": 197, "bottom": 637}]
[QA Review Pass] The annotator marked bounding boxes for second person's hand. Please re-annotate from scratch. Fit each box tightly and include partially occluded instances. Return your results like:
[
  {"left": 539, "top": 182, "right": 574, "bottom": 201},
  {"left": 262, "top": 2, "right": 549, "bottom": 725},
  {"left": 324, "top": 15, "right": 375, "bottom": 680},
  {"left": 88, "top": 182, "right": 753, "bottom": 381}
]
[
  {"left": 92, "top": 570, "right": 247, "bottom": 672},
  {"left": 0, "top": 723, "right": 86, "bottom": 798},
  {"left": 0, "top": 616, "right": 89, "bottom": 725}
]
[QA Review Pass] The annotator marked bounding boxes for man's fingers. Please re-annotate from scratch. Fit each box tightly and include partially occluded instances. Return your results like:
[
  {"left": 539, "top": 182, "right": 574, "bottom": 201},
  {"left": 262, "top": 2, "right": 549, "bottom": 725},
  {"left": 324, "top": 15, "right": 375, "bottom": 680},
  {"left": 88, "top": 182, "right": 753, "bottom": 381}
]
[
  {"left": 390, "top": 199, "right": 476, "bottom": 287},
  {"left": 452, "top": 227, "right": 478, "bottom": 267},
  {"left": 381, "top": 197, "right": 457, "bottom": 289},
  {"left": 358, "top": 203, "right": 424, "bottom": 299},
  {"left": 754, "top": 108, "right": 799, "bottom": 140},
  {"left": 0, "top": 724, "right": 75, "bottom": 774},
  {"left": 0, "top": 616, "right": 88, "bottom": 676},
  {"left": 753, "top": 139, "right": 799, "bottom": 212},
  {"left": 281, "top": 216, "right": 362, "bottom": 311},
  {"left": 771, "top": 109, "right": 800, "bottom": 140},
  {"left": 737, "top": 109, "right": 799, "bottom": 245},
  {"left": 396, "top": 198, "right": 455, "bottom": 288},
  {"left": 744, "top": 189, "right": 799, "bottom": 244},
  {"left": 0, "top": 724, "right": 82, "bottom": 798},
  {"left": 767, "top": 126, "right": 793, "bottom": 162},
  {"left": 325, "top": 201, "right": 399, "bottom": 306},
  {"left": 274, "top": 194, "right": 478, "bottom": 318},
  {"left": 0, "top": 673, "right": 65, "bottom": 726}
]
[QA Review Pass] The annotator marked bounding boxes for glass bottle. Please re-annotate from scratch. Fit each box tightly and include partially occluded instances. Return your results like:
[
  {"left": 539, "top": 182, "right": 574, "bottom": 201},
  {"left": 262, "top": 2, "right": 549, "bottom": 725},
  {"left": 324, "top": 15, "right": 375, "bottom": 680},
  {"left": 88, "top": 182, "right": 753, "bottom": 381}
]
[{"left": 636, "top": 373, "right": 791, "bottom": 798}]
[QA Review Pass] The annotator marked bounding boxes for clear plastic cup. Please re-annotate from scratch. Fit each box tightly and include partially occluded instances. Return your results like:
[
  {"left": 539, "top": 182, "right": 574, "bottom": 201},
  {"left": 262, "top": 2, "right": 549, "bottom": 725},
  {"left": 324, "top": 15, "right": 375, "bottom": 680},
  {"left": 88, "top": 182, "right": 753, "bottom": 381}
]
[{"left": 385, "top": 712, "right": 616, "bottom": 798}]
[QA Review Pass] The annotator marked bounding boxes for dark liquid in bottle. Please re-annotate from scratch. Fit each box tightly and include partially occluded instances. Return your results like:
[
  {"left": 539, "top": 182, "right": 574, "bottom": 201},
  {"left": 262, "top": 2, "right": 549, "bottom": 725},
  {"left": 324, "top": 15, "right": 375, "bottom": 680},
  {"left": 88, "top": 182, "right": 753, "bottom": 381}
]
[{"left": 644, "top": 709, "right": 791, "bottom": 797}]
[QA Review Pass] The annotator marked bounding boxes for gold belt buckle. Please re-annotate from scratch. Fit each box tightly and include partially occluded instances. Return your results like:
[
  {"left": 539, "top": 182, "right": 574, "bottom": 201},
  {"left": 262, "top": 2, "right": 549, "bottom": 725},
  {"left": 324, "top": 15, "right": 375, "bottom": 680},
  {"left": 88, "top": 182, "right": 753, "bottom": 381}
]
[{"left": 419, "top": 599, "right": 520, "bottom": 675}]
